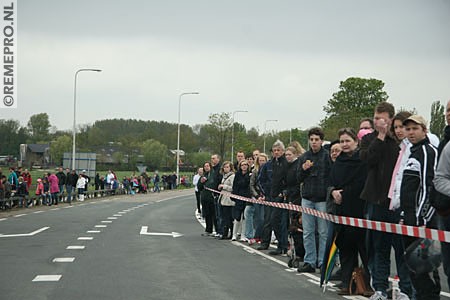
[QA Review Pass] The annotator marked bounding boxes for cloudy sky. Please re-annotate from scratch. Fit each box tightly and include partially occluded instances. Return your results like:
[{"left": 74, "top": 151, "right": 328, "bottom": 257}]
[{"left": 7, "top": 0, "right": 450, "bottom": 134}]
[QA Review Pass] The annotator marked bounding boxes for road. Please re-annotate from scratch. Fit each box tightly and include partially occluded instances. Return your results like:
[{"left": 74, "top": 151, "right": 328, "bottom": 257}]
[{"left": 0, "top": 190, "right": 448, "bottom": 300}]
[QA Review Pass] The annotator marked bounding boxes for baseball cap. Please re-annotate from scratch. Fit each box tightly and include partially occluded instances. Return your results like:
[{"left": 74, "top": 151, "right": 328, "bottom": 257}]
[{"left": 403, "top": 115, "right": 427, "bottom": 127}]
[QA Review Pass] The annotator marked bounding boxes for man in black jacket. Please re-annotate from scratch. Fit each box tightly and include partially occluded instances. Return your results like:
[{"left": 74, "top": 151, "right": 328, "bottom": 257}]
[
  {"left": 65, "top": 169, "right": 78, "bottom": 204},
  {"left": 400, "top": 115, "right": 440, "bottom": 300},
  {"left": 360, "top": 102, "right": 398, "bottom": 300},
  {"left": 297, "top": 127, "right": 331, "bottom": 273},
  {"left": 56, "top": 167, "right": 66, "bottom": 202},
  {"left": 268, "top": 140, "right": 289, "bottom": 256}
]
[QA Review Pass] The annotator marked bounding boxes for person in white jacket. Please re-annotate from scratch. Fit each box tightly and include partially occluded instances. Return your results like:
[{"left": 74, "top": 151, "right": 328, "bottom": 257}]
[
  {"left": 217, "top": 161, "right": 235, "bottom": 240},
  {"left": 76, "top": 174, "right": 87, "bottom": 201}
]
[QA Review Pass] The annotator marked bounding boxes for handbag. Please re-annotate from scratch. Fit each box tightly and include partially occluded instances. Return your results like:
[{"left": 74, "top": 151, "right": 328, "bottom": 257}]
[{"left": 349, "top": 267, "right": 373, "bottom": 296}]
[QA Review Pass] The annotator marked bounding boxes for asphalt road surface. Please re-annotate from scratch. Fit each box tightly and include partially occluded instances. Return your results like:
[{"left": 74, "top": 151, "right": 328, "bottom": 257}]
[{"left": 0, "top": 190, "right": 449, "bottom": 300}]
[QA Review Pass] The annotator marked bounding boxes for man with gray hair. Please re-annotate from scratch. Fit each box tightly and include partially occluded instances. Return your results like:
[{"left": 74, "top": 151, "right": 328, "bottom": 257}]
[{"left": 268, "top": 139, "right": 289, "bottom": 255}]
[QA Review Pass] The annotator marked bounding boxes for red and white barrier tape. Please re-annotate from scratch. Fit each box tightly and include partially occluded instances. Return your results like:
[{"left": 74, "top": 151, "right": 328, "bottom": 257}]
[{"left": 206, "top": 187, "right": 450, "bottom": 243}]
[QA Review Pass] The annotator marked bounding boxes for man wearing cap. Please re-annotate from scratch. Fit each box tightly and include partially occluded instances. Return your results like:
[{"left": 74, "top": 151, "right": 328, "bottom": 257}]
[{"left": 400, "top": 115, "right": 440, "bottom": 300}]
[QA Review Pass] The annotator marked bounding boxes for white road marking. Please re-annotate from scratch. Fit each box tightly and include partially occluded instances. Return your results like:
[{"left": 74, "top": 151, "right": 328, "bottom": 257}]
[
  {"left": 64, "top": 206, "right": 74, "bottom": 209},
  {"left": 101, "top": 220, "right": 112, "bottom": 223},
  {"left": 0, "top": 226, "right": 50, "bottom": 238},
  {"left": 66, "top": 245, "right": 85, "bottom": 250},
  {"left": 0, "top": 218, "right": 7, "bottom": 221},
  {"left": 53, "top": 257, "right": 75, "bottom": 263},
  {"left": 50, "top": 208, "right": 60, "bottom": 211},
  {"left": 139, "top": 226, "right": 183, "bottom": 238},
  {"left": 95, "top": 225, "right": 107, "bottom": 228},
  {"left": 87, "top": 230, "right": 101, "bottom": 233},
  {"left": 107, "top": 217, "right": 117, "bottom": 220},
  {"left": 113, "top": 214, "right": 122, "bottom": 217},
  {"left": 14, "top": 214, "right": 27, "bottom": 218},
  {"left": 77, "top": 237, "right": 93, "bottom": 240},
  {"left": 32, "top": 275, "right": 62, "bottom": 282},
  {"left": 33, "top": 210, "right": 44, "bottom": 214},
  {"left": 230, "top": 241, "right": 289, "bottom": 268}
]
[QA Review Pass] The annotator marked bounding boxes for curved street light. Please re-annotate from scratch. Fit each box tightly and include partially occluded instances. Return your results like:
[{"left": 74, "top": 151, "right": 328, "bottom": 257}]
[
  {"left": 72, "top": 68, "right": 102, "bottom": 171},
  {"left": 263, "top": 119, "right": 278, "bottom": 153},
  {"left": 231, "top": 110, "right": 248, "bottom": 163},
  {"left": 177, "top": 92, "right": 199, "bottom": 185}
]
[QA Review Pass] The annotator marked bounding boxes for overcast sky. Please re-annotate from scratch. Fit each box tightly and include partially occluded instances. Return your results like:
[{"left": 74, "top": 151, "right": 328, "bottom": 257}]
[{"left": 6, "top": 0, "right": 450, "bottom": 134}]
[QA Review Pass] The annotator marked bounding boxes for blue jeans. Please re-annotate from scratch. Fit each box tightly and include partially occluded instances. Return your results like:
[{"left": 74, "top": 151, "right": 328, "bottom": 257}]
[
  {"left": 244, "top": 205, "right": 255, "bottom": 239},
  {"left": 366, "top": 203, "right": 391, "bottom": 293},
  {"left": 301, "top": 199, "right": 328, "bottom": 268},
  {"left": 253, "top": 204, "right": 264, "bottom": 239},
  {"left": 66, "top": 185, "right": 73, "bottom": 203},
  {"left": 59, "top": 185, "right": 65, "bottom": 201},
  {"left": 270, "top": 196, "right": 288, "bottom": 250}
]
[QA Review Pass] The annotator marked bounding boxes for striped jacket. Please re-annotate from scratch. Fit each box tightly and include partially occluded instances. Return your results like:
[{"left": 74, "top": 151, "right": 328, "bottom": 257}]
[{"left": 400, "top": 137, "right": 438, "bottom": 227}]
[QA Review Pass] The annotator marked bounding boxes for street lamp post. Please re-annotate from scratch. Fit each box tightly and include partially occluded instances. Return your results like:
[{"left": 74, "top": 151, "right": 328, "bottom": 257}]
[
  {"left": 177, "top": 92, "right": 199, "bottom": 185},
  {"left": 231, "top": 110, "right": 248, "bottom": 163},
  {"left": 263, "top": 119, "right": 278, "bottom": 153},
  {"left": 72, "top": 68, "right": 102, "bottom": 171}
]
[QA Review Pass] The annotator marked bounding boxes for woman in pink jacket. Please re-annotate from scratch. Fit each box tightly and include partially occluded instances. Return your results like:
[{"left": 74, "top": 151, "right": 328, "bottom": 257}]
[{"left": 47, "top": 172, "right": 60, "bottom": 205}]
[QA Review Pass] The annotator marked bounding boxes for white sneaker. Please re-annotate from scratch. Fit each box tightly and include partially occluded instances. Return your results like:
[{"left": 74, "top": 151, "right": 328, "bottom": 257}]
[
  {"left": 369, "top": 291, "right": 387, "bottom": 300},
  {"left": 231, "top": 235, "right": 237, "bottom": 241},
  {"left": 240, "top": 237, "right": 248, "bottom": 242}
]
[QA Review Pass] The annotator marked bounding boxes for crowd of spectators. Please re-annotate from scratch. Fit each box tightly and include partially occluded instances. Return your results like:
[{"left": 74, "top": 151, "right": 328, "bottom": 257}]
[{"left": 194, "top": 101, "right": 450, "bottom": 300}]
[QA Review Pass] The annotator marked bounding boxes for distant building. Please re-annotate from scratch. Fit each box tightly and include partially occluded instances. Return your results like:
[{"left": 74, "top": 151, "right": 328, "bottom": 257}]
[{"left": 20, "top": 143, "right": 50, "bottom": 168}]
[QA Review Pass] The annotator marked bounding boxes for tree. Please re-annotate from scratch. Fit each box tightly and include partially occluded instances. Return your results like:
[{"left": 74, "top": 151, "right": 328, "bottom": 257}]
[
  {"left": 320, "top": 77, "right": 389, "bottom": 140},
  {"left": 204, "top": 112, "right": 232, "bottom": 159},
  {"left": 50, "top": 135, "right": 72, "bottom": 165},
  {"left": 0, "top": 119, "right": 29, "bottom": 156},
  {"left": 27, "top": 113, "right": 51, "bottom": 142},
  {"left": 140, "top": 139, "right": 168, "bottom": 169},
  {"left": 430, "top": 100, "right": 445, "bottom": 139}
]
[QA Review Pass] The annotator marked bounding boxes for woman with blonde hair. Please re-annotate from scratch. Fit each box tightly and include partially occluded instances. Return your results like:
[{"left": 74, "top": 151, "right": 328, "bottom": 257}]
[{"left": 249, "top": 152, "right": 269, "bottom": 244}]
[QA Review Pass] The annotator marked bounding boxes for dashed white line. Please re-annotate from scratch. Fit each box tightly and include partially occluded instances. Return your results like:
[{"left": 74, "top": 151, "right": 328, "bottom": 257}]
[
  {"left": 53, "top": 257, "right": 75, "bottom": 263},
  {"left": 101, "top": 220, "right": 112, "bottom": 223},
  {"left": 32, "top": 275, "right": 62, "bottom": 282},
  {"left": 67, "top": 245, "right": 85, "bottom": 250},
  {"left": 87, "top": 230, "right": 101, "bottom": 233},
  {"left": 33, "top": 210, "right": 44, "bottom": 214},
  {"left": 95, "top": 225, "right": 107, "bottom": 228},
  {"left": 14, "top": 214, "right": 27, "bottom": 218},
  {"left": 77, "top": 237, "right": 93, "bottom": 240},
  {"left": 50, "top": 207, "right": 60, "bottom": 211},
  {"left": 0, "top": 218, "right": 7, "bottom": 221},
  {"left": 113, "top": 214, "right": 122, "bottom": 217},
  {"left": 107, "top": 217, "right": 117, "bottom": 220}
]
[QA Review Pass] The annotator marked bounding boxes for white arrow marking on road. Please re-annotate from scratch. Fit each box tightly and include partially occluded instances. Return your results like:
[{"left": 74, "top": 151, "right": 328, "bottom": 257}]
[
  {"left": 139, "top": 226, "right": 183, "bottom": 238},
  {"left": 0, "top": 227, "right": 50, "bottom": 238}
]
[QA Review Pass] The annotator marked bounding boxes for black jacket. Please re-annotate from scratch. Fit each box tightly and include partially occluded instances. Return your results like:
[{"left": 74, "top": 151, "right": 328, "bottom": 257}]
[
  {"left": 286, "top": 158, "right": 301, "bottom": 204},
  {"left": 232, "top": 170, "right": 251, "bottom": 219},
  {"left": 329, "top": 150, "right": 367, "bottom": 218},
  {"left": 298, "top": 147, "right": 331, "bottom": 202},
  {"left": 400, "top": 137, "right": 438, "bottom": 227},
  {"left": 271, "top": 155, "right": 288, "bottom": 199},
  {"left": 197, "top": 168, "right": 217, "bottom": 204},
  {"left": 66, "top": 173, "right": 78, "bottom": 187},
  {"left": 56, "top": 171, "right": 66, "bottom": 186},
  {"left": 360, "top": 130, "right": 399, "bottom": 207}
]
